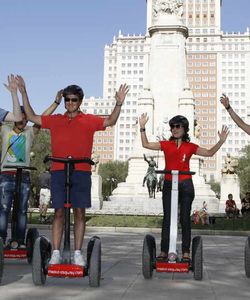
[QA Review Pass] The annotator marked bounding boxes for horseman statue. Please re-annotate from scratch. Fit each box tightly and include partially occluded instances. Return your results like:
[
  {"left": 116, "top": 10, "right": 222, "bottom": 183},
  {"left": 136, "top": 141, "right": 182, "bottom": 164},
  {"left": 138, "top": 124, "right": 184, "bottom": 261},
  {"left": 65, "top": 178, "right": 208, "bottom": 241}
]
[{"left": 142, "top": 154, "right": 158, "bottom": 198}]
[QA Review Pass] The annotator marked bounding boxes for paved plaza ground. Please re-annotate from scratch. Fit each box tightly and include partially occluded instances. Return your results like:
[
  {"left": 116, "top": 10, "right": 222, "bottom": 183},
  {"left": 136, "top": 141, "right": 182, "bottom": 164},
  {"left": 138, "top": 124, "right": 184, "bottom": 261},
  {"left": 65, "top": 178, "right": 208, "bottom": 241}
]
[{"left": 1, "top": 227, "right": 250, "bottom": 300}]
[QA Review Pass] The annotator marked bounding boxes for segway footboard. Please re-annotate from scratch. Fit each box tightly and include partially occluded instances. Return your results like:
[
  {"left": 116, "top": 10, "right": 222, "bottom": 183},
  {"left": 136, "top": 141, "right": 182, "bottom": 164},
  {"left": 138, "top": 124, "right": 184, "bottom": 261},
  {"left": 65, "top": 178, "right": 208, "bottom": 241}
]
[
  {"left": 156, "top": 261, "right": 189, "bottom": 273},
  {"left": 48, "top": 264, "right": 85, "bottom": 278}
]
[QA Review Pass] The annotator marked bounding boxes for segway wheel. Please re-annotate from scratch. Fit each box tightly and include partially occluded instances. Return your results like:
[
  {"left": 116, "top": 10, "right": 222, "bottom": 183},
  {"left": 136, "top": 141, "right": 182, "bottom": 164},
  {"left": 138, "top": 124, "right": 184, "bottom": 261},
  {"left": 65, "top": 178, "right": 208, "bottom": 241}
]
[
  {"left": 142, "top": 234, "right": 156, "bottom": 279},
  {"left": 26, "top": 228, "right": 39, "bottom": 264},
  {"left": 88, "top": 237, "right": 101, "bottom": 287},
  {"left": 192, "top": 236, "right": 203, "bottom": 280},
  {"left": 244, "top": 236, "right": 250, "bottom": 278},
  {"left": 0, "top": 237, "right": 4, "bottom": 284},
  {"left": 32, "top": 237, "right": 48, "bottom": 285}
]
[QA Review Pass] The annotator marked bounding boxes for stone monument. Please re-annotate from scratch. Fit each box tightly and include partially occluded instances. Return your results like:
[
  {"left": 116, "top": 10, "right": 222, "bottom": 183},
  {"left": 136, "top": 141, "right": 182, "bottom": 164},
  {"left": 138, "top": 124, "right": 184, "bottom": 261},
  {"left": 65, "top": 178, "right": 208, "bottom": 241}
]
[
  {"left": 102, "top": 0, "right": 219, "bottom": 214},
  {"left": 219, "top": 153, "right": 241, "bottom": 213},
  {"left": 87, "top": 151, "right": 103, "bottom": 211}
]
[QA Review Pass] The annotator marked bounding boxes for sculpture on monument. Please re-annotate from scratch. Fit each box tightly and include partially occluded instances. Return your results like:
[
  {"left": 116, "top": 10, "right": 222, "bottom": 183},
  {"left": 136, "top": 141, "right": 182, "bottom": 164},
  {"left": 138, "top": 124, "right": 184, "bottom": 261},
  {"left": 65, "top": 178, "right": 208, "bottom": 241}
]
[
  {"left": 221, "top": 153, "right": 239, "bottom": 174},
  {"left": 91, "top": 151, "right": 100, "bottom": 174},
  {"left": 142, "top": 154, "right": 158, "bottom": 198},
  {"left": 194, "top": 119, "right": 201, "bottom": 139},
  {"left": 156, "top": 117, "right": 169, "bottom": 141},
  {"left": 153, "top": 0, "right": 183, "bottom": 17}
]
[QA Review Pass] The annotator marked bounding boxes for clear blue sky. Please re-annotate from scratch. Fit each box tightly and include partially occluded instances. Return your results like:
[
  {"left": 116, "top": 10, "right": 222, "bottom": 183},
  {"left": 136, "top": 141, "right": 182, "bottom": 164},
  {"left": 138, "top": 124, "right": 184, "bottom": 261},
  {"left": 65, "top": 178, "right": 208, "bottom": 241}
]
[{"left": 0, "top": 0, "right": 249, "bottom": 114}]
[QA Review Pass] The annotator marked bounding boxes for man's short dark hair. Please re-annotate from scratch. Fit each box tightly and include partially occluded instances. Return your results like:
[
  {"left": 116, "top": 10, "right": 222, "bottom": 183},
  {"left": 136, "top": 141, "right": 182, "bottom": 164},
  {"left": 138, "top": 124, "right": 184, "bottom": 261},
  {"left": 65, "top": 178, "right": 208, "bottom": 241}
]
[
  {"left": 63, "top": 85, "right": 84, "bottom": 100},
  {"left": 228, "top": 193, "right": 233, "bottom": 198}
]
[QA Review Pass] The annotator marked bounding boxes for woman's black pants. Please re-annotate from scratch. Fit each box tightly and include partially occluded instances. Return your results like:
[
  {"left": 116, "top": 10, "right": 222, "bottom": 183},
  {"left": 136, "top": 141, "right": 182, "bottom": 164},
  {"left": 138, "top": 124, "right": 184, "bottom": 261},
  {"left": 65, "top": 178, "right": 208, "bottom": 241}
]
[{"left": 161, "top": 179, "right": 195, "bottom": 254}]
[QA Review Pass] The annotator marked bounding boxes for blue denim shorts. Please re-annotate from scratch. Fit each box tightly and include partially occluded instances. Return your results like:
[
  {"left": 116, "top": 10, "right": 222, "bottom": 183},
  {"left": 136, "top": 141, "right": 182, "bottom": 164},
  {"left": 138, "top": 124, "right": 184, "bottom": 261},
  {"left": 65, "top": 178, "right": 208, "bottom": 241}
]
[{"left": 51, "top": 170, "right": 91, "bottom": 209}]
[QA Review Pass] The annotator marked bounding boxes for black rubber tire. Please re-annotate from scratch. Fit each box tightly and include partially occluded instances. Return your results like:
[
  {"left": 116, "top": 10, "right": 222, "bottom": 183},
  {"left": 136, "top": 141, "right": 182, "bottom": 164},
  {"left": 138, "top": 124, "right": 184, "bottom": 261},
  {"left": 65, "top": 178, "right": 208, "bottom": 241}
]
[
  {"left": 142, "top": 234, "right": 156, "bottom": 279},
  {"left": 0, "top": 237, "right": 4, "bottom": 284},
  {"left": 192, "top": 236, "right": 203, "bottom": 280},
  {"left": 88, "top": 238, "right": 101, "bottom": 287},
  {"left": 32, "top": 236, "right": 49, "bottom": 285},
  {"left": 26, "top": 228, "right": 39, "bottom": 264},
  {"left": 87, "top": 236, "right": 100, "bottom": 272},
  {"left": 244, "top": 236, "right": 250, "bottom": 278}
]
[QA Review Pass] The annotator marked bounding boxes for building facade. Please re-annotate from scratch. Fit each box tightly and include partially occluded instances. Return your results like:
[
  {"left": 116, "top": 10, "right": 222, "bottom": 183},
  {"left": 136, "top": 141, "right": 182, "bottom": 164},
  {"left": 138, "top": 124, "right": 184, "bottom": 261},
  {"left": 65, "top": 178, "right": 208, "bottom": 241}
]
[
  {"left": 83, "top": 0, "right": 250, "bottom": 181},
  {"left": 80, "top": 98, "right": 115, "bottom": 164}
]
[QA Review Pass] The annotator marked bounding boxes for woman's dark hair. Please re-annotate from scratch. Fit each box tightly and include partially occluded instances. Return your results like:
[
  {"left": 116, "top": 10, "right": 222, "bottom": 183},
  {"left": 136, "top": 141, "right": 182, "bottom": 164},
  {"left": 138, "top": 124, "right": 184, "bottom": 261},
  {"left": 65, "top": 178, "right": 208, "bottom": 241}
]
[
  {"left": 63, "top": 85, "right": 84, "bottom": 100},
  {"left": 169, "top": 115, "right": 190, "bottom": 142}
]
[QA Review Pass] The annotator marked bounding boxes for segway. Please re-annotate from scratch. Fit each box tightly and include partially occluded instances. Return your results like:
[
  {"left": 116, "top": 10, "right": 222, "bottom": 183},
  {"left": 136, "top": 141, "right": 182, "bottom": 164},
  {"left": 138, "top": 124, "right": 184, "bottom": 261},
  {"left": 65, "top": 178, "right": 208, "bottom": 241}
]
[
  {"left": 142, "top": 170, "right": 203, "bottom": 280},
  {"left": 32, "top": 156, "right": 101, "bottom": 287},
  {"left": 1, "top": 165, "right": 39, "bottom": 262}
]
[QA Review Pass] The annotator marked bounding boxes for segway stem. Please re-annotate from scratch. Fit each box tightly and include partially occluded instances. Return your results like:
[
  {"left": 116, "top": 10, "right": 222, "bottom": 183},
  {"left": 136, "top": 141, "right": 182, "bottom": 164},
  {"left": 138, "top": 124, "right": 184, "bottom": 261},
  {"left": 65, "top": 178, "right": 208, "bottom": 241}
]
[
  {"left": 63, "top": 160, "right": 73, "bottom": 264},
  {"left": 11, "top": 168, "right": 22, "bottom": 241}
]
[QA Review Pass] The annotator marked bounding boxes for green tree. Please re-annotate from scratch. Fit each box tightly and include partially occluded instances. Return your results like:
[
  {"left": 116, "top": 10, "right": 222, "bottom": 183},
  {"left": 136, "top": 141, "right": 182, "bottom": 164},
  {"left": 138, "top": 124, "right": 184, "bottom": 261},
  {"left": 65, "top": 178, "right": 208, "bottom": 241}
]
[
  {"left": 208, "top": 180, "right": 220, "bottom": 199},
  {"left": 29, "top": 129, "right": 51, "bottom": 206},
  {"left": 98, "top": 161, "right": 128, "bottom": 196},
  {"left": 236, "top": 145, "right": 250, "bottom": 197}
]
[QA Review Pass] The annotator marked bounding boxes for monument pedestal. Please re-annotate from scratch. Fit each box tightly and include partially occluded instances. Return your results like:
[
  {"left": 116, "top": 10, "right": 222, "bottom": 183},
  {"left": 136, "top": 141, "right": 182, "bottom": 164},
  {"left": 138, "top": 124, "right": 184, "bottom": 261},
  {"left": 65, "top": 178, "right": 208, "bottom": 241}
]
[
  {"left": 102, "top": 154, "right": 219, "bottom": 215},
  {"left": 219, "top": 174, "right": 241, "bottom": 213},
  {"left": 87, "top": 174, "right": 103, "bottom": 212}
]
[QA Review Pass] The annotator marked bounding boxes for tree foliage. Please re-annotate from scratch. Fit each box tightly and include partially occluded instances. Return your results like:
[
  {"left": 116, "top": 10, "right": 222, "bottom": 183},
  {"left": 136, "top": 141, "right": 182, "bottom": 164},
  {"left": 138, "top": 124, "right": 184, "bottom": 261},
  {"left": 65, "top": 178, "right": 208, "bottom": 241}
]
[
  {"left": 208, "top": 180, "right": 220, "bottom": 199},
  {"left": 98, "top": 160, "right": 128, "bottom": 196},
  {"left": 29, "top": 129, "right": 51, "bottom": 206},
  {"left": 236, "top": 145, "right": 250, "bottom": 197}
]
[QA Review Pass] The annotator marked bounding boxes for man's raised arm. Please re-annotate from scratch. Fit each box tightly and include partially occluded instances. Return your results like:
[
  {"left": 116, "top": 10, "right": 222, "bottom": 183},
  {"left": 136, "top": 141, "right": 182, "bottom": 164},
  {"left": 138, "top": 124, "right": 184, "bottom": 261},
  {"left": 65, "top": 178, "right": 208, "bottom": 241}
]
[{"left": 16, "top": 75, "right": 42, "bottom": 125}]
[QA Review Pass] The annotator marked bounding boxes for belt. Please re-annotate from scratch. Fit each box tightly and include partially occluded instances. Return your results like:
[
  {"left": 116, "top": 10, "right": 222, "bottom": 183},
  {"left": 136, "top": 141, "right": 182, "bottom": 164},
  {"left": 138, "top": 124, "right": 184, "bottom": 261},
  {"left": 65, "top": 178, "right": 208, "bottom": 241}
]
[{"left": 1, "top": 170, "right": 30, "bottom": 175}]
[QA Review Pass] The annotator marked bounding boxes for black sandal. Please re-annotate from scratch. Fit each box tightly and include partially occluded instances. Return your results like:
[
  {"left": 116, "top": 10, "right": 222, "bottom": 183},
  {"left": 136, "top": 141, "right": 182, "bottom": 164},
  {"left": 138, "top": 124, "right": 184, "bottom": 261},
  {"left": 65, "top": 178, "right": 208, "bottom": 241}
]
[
  {"left": 182, "top": 256, "right": 190, "bottom": 263},
  {"left": 157, "top": 255, "right": 168, "bottom": 261}
]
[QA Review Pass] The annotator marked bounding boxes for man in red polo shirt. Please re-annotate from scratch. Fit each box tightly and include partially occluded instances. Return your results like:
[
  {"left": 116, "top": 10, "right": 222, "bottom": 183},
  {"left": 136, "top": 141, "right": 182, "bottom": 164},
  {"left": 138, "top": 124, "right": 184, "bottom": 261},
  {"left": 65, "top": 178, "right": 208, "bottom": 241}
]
[
  {"left": 23, "top": 83, "right": 129, "bottom": 266},
  {"left": 139, "top": 113, "right": 229, "bottom": 262}
]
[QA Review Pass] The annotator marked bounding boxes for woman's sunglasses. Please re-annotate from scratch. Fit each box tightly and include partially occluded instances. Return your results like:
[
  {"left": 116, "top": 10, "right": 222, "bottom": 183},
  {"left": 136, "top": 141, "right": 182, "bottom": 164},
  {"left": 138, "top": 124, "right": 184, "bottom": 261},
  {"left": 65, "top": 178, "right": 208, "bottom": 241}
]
[
  {"left": 64, "top": 97, "right": 79, "bottom": 102},
  {"left": 170, "top": 124, "right": 182, "bottom": 130}
]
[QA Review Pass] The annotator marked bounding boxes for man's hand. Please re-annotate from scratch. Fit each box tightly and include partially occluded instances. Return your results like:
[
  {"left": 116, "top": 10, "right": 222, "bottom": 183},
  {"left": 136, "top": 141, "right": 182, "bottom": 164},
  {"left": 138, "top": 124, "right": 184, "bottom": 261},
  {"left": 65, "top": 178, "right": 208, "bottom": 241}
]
[
  {"left": 55, "top": 89, "right": 64, "bottom": 104},
  {"left": 115, "top": 84, "right": 129, "bottom": 105},
  {"left": 15, "top": 75, "right": 26, "bottom": 94},
  {"left": 4, "top": 74, "right": 18, "bottom": 94},
  {"left": 218, "top": 125, "right": 229, "bottom": 142},
  {"left": 139, "top": 113, "right": 149, "bottom": 128},
  {"left": 220, "top": 93, "right": 230, "bottom": 109}
]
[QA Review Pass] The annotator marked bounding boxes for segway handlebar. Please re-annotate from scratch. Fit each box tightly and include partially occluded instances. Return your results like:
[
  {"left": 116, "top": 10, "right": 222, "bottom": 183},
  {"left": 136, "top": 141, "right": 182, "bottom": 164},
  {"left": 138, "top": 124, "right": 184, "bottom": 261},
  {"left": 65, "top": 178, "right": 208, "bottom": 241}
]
[
  {"left": 2, "top": 165, "right": 37, "bottom": 171},
  {"left": 156, "top": 170, "right": 195, "bottom": 175},
  {"left": 43, "top": 155, "right": 95, "bottom": 165}
]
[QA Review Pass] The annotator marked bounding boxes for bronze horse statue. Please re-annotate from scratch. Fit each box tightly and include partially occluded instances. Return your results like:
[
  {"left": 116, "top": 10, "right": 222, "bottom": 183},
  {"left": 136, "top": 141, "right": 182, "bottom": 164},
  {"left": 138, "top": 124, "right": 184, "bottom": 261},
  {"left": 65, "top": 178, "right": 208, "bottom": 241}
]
[
  {"left": 146, "top": 172, "right": 157, "bottom": 199},
  {"left": 157, "top": 174, "right": 164, "bottom": 192}
]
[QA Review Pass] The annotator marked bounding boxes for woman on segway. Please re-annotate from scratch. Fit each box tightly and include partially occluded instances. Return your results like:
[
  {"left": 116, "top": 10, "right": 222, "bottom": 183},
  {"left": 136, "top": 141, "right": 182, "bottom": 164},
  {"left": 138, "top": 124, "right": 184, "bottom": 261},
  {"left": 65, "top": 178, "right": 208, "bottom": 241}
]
[{"left": 139, "top": 113, "right": 229, "bottom": 262}]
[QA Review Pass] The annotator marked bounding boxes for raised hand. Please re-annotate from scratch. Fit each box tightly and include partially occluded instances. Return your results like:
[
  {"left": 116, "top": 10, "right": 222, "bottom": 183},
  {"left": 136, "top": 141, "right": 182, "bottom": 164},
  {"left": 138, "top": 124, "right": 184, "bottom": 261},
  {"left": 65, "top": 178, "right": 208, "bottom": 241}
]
[
  {"left": 15, "top": 75, "right": 26, "bottom": 94},
  {"left": 218, "top": 125, "right": 229, "bottom": 142},
  {"left": 220, "top": 93, "right": 230, "bottom": 109},
  {"left": 55, "top": 89, "right": 64, "bottom": 104},
  {"left": 139, "top": 113, "right": 149, "bottom": 128},
  {"left": 3, "top": 74, "right": 17, "bottom": 93},
  {"left": 115, "top": 84, "right": 129, "bottom": 105}
]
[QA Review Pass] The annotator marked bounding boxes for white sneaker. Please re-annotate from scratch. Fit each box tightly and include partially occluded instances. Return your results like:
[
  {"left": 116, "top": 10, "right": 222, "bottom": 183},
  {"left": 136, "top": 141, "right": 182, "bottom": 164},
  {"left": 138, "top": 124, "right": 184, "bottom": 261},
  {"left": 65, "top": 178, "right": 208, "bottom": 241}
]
[
  {"left": 73, "top": 250, "right": 86, "bottom": 266},
  {"left": 49, "top": 250, "right": 61, "bottom": 265}
]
